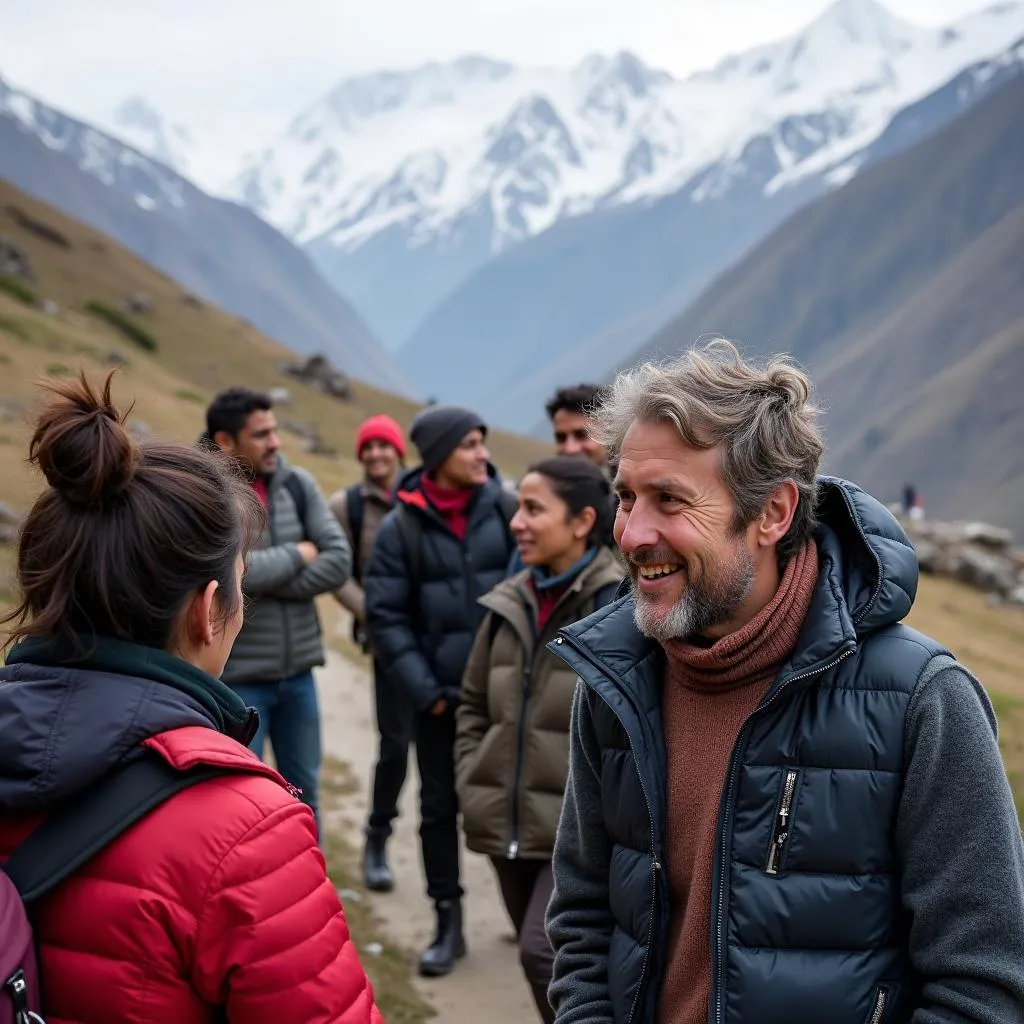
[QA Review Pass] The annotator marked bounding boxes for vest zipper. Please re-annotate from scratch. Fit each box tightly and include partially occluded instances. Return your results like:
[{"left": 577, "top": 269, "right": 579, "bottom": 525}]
[
  {"left": 869, "top": 986, "right": 888, "bottom": 1024},
  {"left": 553, "top": 635, "right": 662, "bottom": 1024},
  {"left": 712, "top": 645, "right": 855, "bottom": 1024},
  {"left": 764, "top": 769, "right": 798, "bottom": 876}
]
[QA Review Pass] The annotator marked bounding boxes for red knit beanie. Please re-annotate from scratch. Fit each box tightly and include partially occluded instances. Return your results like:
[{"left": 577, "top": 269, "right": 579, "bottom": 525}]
[{"left": 356, "top": 414, "right": 406, "bottom": 459}]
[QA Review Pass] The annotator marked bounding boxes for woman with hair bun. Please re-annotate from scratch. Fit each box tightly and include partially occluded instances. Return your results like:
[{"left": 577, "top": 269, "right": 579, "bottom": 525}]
[
  {"left": 0, "top": 372, "right": 382, "bottom": 1024},
  {"left": 454, "top": 456, "right": 623, "bottom": 1023}
]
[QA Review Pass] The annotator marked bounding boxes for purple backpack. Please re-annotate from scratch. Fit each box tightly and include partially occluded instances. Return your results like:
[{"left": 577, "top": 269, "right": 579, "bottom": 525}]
[{"left": 1, "top": 755, "right": 228, "bottom": 1023}]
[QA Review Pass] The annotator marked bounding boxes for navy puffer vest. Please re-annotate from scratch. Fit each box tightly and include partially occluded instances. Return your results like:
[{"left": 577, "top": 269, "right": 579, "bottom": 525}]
[{"left": 550, "top": 478, "right": 946, "bottom": 1024}]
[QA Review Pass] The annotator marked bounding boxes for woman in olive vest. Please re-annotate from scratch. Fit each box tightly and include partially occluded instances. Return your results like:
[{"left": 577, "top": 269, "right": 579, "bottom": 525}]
[{"left": 454, "top": 456, "right": 623, "bottom": 1023}]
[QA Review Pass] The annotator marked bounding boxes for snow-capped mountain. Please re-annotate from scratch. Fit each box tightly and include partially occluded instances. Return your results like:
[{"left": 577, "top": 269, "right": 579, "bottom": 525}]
[
  {"left": 0, "top": 72, "right": 412, "bottom": 394},
  {"left": 233, "top": 0, "right": 1024, "bottom": 269},
  {"left": 108, "top": 95, "right": 197, "bottom": 177}
]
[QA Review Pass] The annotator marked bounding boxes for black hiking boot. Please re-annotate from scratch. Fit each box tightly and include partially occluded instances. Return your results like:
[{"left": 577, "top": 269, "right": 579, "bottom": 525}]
[
  {"left": 362, "top": 829, "right": 395, "bottom": 893},
  {"left": 418, "top": 899, "right": 466, "bottom": 977}
]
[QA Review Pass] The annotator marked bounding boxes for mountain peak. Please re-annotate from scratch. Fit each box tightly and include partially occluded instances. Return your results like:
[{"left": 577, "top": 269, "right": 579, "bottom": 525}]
[{"left": 804, "top": 0, "right": 919, "bottom": 49}]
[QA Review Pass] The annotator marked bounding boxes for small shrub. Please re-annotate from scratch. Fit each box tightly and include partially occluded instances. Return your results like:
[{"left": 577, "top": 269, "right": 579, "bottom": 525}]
[
  {"left": 45, "top": 362, "right": 72, "bottom": 378},
  {"left": 175, "top": 388, "right": 205, "bottom": 404},
  {"left": 0, "top": 276, "right": 36, "bottom": 306},
  {"left": 0, "top": 315, "right": 30, "bottom": 341},
  {"left": 85, "top": 300, "right": 158, "bottom": 353}
]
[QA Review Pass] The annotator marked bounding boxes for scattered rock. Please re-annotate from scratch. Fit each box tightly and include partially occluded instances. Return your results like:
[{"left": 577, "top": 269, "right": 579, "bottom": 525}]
[
  {"left": 4, "top": 206, "right": 70, "bottom": 249},
  {"left": 362, "top": 942, "right": 383, "bottom": 958},
  {"left": 105, "top": 350, "right": 128, "bottom": 368},
  {"left": 280, "top": 353, "right": 352, "bottom": 402},
  {"left": 267, "top": 386, "right": 292, "bottom": 407},
  {"left": 0, "top": 501, "right": 24, "bottom": 545},
  {"left": 337, "top": 888, "right": 362, "bottom": 904},
  {"left": 127, "top": 418, "right": 152, "bottom": 441},
  {"left": 0, "top": 395, "right": 26, "bottom": 423},
  {"left": 0, "top": 235, "right": 34, "bottom": 282},
  {"left": 281, "top": 418, "right": 337, "bottom": 457},
  {"left": 120, "top": 291, "right": 154, "bottom": 315},
  {"left": 38, "top": 298, "right": 58, "bottom": 316},
  {"left": 181, "top": 293, "right": 203, "bottom": 310},
  {"left": 900, "top": 514, "right": 1024, "bottom": 605}
]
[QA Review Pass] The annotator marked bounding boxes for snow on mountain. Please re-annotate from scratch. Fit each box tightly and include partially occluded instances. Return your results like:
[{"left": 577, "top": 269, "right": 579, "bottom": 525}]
[
  {"left": 231, "top": 0, "right": 1024, "bottom": 257},
  {"left": 108, "top": 95, "right": 197, "bottom": 176}
]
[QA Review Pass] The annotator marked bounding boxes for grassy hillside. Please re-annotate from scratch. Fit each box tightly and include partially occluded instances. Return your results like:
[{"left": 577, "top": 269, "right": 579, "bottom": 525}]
[
  {"left": 622, "top": 71, "right": 1024, "bottom": 533},
  {"left": 0, "top": 177, "right": 549, "bottom": 520}
]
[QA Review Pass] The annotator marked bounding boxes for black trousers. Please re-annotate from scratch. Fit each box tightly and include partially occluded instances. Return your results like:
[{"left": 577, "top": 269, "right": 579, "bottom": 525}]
[
  {"left": 415, "top": 707, "right": 463, "bottom": 903},
  {"left": 366, "top": 660, "right": 414, "bottom": 835},
  {"left": 491, "top": 858, "right": 556, "bottom": 1023}
]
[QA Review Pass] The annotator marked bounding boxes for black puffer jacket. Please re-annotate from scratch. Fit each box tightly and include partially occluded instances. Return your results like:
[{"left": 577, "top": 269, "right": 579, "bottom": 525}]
[{"left": 364, "top": 466, "right": 516, "bottom": 713}]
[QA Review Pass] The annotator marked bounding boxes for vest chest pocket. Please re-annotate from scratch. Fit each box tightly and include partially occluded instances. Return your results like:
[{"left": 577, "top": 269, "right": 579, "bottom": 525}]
[{"left": 764, "top": 768, "right": 800, "bottom": 876}]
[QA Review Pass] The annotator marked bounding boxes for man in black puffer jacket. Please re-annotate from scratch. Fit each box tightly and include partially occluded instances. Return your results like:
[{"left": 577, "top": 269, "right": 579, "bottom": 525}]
[{"left": 365, "top": 405, "right": 516, "bottom": 979}]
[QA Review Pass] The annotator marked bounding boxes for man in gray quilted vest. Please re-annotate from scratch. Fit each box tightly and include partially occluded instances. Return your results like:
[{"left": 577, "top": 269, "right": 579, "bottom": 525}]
[
  {"left": 204, "top": 387, "right": 351, "bottom": 832},
  {"left": 545, "top": 341, "right": 1024, "bottom": 1024}
]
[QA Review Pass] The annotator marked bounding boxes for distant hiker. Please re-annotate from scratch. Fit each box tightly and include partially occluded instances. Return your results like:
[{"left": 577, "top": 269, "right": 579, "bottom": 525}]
[
  {"left": 203, "top": 386, "right": 351, "bottom": 831},
  {"left": 455, "top": 457, "right": 623, "bottom": 1023},
  {"left": 902, "top": 482, "right": 916, "bottom": 516},
  {"left": 544, "top": 342, "right": 1024, "bottom": 1023},
  {"left": 546, "top": 383, "right": 610, "bottom": 472},
  {"left": 365, "top": 405, "right": 518, "bottom": 978},
  {"left": 329, "top": 413, "right": 411, "bottom": 892},
  {"left": 0, "top": 371, "right": 382, "bottom": 1023}
]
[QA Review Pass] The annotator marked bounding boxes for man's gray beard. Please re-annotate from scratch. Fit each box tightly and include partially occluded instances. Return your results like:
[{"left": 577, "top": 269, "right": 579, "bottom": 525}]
[{"left": 630, "top": 544, "right": 756, "bottom": 642}]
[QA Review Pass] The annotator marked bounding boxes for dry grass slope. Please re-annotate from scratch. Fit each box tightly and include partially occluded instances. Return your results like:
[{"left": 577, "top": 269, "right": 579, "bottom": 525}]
[{"left": 0, "top": 179, "right": 549, "bottom": 514}]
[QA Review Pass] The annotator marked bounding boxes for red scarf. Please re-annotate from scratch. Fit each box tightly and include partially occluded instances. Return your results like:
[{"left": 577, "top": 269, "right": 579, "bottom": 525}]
[
  {"left": 528, "top": 578, "right": 570, "bottom": 633},
  {"left": 420, "top": 475, "right": 475, "bottom": 541},
  {"left": 251, "top": 476, "right": 269, "bottom": 509}
]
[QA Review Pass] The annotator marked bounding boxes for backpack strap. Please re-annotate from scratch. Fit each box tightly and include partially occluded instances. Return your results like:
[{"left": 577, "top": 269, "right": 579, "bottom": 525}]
[
  {"left": 346, "top": 485, "right": 365, "bottom": 584},
  {"left": 283, "top": 472, "right": 308, "bottom": 540},
  {"left": 3, "top": 754, "right": 230, "bottom": 904}
]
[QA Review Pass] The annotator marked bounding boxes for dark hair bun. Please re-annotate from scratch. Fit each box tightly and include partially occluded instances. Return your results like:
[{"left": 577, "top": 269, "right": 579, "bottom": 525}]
[{"left": 30, "top": 370, "right": 140, "bottom": 506}]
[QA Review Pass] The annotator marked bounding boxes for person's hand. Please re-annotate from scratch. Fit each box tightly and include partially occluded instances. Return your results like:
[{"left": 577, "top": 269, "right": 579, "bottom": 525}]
[
  {"left": 297, "top": 541, "right": 319, "bottom": 565},
  {"left": 429, "top": 698, "right": 448, "bottom": 717}
]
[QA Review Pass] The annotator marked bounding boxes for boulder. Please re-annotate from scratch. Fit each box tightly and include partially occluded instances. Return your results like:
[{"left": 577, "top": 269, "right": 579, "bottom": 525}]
[
  {"left": 0, "top": 501, "right": 24, "bottom": 545},
  {"left": 0, "top": 235, "right": 34, "bottom": 282},
  {"left": 120, "top": 292, "right": 154, "bottom": 315},
  {"left": 280, "top": 353, "right": 352, "bottom": 401}
]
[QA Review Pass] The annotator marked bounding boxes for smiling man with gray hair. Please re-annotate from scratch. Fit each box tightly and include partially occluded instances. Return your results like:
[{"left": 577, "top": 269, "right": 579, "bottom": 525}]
[{"left": 544, "top": 340, "right": 1024, "bottom": 1024}]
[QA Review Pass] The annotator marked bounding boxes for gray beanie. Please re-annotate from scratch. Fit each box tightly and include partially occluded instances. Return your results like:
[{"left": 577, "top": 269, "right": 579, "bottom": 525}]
[{"left": 410, "top": 404, "right": 487, "bottom": 476}]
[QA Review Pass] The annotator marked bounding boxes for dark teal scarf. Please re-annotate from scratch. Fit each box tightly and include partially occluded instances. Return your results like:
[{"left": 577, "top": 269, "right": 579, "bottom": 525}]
[
  {"left": 6, "top": 634, "right": 255, "bottom": 743},
  {"left": 530, "top": 544, "right": 599, "bottom": 592}
]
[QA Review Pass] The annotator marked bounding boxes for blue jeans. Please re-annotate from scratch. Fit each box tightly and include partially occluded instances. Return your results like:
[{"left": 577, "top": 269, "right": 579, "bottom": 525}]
[{"left": 233, "top": 670, "right": 321, "bottom": 833}]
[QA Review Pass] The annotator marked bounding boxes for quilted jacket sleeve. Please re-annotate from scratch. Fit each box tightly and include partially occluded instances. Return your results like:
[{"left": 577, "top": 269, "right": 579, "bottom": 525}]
[
  {"left": 191, "top": 798, "right": 383, "bottom": 1024},
  {"left": 266, "top": 470, "right": 353, "bottom": 601}
]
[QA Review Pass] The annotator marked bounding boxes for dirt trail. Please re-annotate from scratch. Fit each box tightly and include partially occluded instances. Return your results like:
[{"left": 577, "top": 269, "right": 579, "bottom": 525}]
[{"left": 317, "top": 645, "right": 537, "bottom": 1023}]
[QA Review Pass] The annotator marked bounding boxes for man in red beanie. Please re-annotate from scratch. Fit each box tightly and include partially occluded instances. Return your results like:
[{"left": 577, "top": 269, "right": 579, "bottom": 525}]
[{"left": 330, "top": 414, "right": 408, "bottom": 892}]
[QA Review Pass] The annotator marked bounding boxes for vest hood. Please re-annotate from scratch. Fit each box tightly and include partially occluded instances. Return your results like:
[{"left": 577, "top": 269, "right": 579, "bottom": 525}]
[{"left": 553, "top": 477, "right": 918, "bottom": 683}]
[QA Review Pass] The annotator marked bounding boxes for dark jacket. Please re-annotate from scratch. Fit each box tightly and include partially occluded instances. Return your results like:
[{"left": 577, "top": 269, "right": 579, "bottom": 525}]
[
  {"left": 227, "top": 453, "right": 351, "bottom": 684},
  {"left": 364, "top": 465, "right": 516, "bottom": 713},
  {"left": 455, "top": 546, "right": 624, "bottom": 860},
  {"left": 545, "top": 478, "right": 1024, "bottom": 1024},
  {"left": 0, "top": 635, "right": 382, "bottom": 1023}
]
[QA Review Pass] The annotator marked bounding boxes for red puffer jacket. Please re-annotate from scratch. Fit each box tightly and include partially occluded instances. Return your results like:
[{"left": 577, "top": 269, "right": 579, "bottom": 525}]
[{"left": 0, "top": 726, "right": 384, "bottom": 1024}]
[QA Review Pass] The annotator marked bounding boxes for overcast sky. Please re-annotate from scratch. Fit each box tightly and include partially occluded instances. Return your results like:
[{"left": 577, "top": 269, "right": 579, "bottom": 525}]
[{"left": 0, "top": 0, "right": 992, "bottom": 138}]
